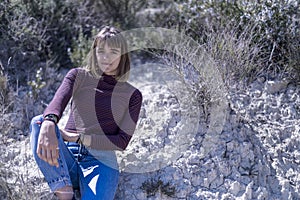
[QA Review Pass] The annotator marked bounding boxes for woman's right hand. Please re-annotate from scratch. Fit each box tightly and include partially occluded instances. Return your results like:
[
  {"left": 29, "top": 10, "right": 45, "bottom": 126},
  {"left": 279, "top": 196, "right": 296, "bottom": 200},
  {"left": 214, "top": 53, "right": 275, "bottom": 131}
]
[
  {"left": 37, "top": 120, "right": 59, "bottom": 167},
  {"left": 59, "top": 129, "right": 80, "bottom": 142}
]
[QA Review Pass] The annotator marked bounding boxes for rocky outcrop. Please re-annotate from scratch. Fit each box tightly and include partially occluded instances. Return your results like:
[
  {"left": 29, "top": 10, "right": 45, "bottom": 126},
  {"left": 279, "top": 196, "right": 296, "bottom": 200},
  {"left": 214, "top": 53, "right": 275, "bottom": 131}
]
[
  {"left": 1, "top": 62, "right": 299, "bottom": 200},
  {"left": 114, "top": 64, "right": 300, "bottom": 199}
]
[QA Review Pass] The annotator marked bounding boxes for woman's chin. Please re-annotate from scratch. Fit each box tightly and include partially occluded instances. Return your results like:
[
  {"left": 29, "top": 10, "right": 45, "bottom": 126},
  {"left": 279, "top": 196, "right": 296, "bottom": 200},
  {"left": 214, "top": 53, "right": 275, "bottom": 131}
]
[
  {"left": 102, "top": 70, "right": 115, "bottom": 76},
  {"left": 100, "top": 67, "right": 110, "bottom": 73}
]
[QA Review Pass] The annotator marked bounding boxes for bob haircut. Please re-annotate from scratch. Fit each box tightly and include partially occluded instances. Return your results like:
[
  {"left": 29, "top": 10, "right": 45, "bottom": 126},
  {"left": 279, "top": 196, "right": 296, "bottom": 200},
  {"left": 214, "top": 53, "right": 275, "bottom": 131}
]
[{"left": 84, "top": 26, "right": 130, "bottom": 82}]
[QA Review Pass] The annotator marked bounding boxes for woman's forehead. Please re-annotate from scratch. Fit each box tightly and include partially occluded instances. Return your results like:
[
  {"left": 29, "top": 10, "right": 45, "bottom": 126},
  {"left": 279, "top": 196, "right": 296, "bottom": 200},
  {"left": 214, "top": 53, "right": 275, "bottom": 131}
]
[
  {"left": 97, "top": 37, "right": 121, "bottom": 48},
  {"left": 97, "top": 43, "right": 121, "bottom": 51}
]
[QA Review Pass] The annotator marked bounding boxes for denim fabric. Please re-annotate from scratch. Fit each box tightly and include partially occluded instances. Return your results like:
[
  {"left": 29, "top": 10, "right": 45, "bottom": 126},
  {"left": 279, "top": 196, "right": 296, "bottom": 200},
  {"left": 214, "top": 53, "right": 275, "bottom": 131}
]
[{"left": 30, "top": 115, "right": 120, "bottom": 200}]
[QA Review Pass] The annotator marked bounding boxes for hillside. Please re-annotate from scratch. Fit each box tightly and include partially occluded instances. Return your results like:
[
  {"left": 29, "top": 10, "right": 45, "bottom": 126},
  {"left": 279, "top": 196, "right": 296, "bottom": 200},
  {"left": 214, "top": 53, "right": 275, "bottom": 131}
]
[{"left": 1, "top": 59, "right": 300, "bottom": 199}]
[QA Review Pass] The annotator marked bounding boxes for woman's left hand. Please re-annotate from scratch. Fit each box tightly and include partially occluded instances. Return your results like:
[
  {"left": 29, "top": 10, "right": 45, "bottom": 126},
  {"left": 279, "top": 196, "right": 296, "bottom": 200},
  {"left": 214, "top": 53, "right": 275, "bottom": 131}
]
[{"left": 59, "top": 129, "right": 80, "bottom": 142}]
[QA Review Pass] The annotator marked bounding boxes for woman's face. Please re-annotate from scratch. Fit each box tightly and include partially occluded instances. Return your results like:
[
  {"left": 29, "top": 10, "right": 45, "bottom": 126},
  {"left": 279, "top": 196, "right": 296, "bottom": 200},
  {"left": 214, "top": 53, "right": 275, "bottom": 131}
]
[{"left": 96, "top": 43, "right": 121, "bottom": 76}]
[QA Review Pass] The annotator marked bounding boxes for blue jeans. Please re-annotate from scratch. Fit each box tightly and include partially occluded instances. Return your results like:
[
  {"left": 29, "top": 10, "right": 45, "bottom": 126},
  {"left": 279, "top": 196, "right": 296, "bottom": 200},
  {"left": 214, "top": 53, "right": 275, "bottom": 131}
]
[{"left": 30, "top": 115, "right": 120, "bottom": 200}]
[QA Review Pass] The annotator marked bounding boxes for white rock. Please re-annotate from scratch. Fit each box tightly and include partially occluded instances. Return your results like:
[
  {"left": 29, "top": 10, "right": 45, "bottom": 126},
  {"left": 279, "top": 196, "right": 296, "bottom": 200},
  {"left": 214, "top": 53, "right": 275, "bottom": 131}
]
[
  {"left": 265, "top": 80, "right": 289, "bottom": 94},
  {"left": 230, "top": 181, "right": 241, "bottom": 196}
]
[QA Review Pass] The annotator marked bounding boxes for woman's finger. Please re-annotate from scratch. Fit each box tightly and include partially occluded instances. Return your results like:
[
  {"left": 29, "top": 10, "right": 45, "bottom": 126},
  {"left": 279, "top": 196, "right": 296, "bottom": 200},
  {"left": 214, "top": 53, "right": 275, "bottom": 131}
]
[
  {"left": 38, "top": 146, "right": 47, "bottom": 162},
  {"left": 46, "top": 149, "right": 54, "bottom": 165},
  {"left": 37, "top": 143, "right": 44, "bottom": 159},
  {"left": 51, "top": 148, "right": 59, "bottom": 167}
]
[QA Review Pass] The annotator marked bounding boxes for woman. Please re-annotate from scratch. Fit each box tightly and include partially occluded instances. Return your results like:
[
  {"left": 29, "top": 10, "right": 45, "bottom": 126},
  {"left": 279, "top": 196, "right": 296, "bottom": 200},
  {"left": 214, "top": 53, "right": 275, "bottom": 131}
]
[{"left": 30, "top": 26, "right": 143, "bottom": 200}]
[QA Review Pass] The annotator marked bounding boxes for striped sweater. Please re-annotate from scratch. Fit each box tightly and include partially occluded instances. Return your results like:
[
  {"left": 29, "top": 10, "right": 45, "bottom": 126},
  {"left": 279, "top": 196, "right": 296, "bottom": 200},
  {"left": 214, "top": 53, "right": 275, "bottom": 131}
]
[{"left": 44, "top": 68, "right": 142, "bottom": 150}]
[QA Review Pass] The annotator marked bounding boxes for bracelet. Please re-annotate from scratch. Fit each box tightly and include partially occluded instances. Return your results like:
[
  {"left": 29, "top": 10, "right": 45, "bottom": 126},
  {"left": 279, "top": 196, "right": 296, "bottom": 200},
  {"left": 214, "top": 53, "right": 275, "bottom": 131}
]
[
  {"left": 44, "top": 114, "right": 58, "bottom": 124},
  {"left": 76, "top": 133, "right": 85, "bottom": 144},
  {"left": 76, "top": 134, "right": 81, "bottom": 143}
]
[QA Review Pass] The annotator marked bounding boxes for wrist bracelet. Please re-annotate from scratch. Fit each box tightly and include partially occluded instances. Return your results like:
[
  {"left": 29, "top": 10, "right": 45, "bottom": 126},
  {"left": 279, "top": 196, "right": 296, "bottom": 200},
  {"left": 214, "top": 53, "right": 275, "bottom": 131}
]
[
  {"left": 76, "top": 133, "right": 85, "bottom": 144},
  {"left": 44, "top": 114, "right": 58, "bottom": 124},
  {"left": 76, "top": 134, "right": 81, "bottom": 143},
  {"left": 44, "top": 118, "right": 56, "bottom": 124}
]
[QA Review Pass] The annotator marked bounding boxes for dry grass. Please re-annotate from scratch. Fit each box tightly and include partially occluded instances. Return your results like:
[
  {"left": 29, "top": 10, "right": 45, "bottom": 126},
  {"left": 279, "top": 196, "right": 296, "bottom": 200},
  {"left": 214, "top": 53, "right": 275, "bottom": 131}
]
[
  {"left": 152, "top": 23, "right": 269, "bottom": 105},
  {"left": 0, "top": 73, "right": 54, "bottom": 199},
  {"left": 0, "top": 138, "right": 52, "bottom": 199}
]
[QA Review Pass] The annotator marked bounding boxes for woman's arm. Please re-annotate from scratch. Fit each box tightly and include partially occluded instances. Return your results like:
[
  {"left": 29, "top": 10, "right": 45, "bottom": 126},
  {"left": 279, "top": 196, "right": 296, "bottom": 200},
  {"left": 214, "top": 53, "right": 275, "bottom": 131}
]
[
  {"left": 37, "top": 68, "right": 80, "bottom": 166},
  {"left": 37, "top": 120, "right": 59, "bottom": 167},
  {"left": 60, "top": 129, "right": 80, "bottom": 142},
  {"left": 43, "top": 68, "right": 79, "bottom": 120},
  {"left": 86, "top": 89, "right": 143, "bottom": 150}
]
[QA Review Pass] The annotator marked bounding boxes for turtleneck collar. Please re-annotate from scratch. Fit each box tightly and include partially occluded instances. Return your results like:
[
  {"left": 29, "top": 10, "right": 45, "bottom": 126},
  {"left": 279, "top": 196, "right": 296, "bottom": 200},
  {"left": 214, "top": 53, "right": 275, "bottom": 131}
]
[{"left": 101, "top": 73, "right": 118, "bottom": 85}]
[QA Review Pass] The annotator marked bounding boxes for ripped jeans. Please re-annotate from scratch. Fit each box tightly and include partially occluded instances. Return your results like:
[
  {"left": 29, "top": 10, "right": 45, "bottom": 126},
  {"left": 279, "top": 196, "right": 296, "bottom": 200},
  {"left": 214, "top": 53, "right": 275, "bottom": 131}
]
[{"left": 29, "top": 115, "right": 119, "bottom": 200}]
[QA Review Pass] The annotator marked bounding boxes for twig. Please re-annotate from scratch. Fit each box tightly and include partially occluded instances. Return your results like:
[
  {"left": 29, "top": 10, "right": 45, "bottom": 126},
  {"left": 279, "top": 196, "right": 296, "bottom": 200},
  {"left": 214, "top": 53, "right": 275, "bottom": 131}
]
[{"left": 269, "top": 42, "right": 276, "bottom": 62}]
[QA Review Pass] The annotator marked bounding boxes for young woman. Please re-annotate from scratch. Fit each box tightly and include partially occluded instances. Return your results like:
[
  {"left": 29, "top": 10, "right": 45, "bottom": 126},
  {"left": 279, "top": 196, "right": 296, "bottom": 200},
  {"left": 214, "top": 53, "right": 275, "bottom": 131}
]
[{"left": 30, "top": 26, "right": 143, "bottom": 200}]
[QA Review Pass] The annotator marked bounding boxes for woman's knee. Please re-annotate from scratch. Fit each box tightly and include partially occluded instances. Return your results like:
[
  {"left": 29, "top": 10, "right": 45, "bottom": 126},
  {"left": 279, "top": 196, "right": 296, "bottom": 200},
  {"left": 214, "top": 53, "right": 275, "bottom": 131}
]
[
  {"left": 30, "top": 115, "right": 43, "bottom": 132},
  {"left": 55, "top": 186, "right": 74, "bottom": 200},
  {"left": 30, "top": 115, "right": 43, "bottom": 126},
  {"left": 29, "top": 115, "right": 43, "bottom": 150}
]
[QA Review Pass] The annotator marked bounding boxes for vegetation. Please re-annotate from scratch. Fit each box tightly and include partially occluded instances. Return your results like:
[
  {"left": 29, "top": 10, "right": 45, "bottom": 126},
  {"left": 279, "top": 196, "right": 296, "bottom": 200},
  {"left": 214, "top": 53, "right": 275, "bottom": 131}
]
[
  {"left": 140, "top": 178, "right": 176, "bottom": 198},
  {"left": 146, "top": 0, "right": 299, "bottom": 80}
]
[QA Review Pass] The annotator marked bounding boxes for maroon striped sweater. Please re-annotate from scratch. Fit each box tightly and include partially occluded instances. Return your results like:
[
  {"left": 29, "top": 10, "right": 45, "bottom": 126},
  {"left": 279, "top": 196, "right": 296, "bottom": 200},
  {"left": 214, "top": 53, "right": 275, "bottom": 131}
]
[{"left": 44, "top": 68, "right": 142, "bottom": 150}]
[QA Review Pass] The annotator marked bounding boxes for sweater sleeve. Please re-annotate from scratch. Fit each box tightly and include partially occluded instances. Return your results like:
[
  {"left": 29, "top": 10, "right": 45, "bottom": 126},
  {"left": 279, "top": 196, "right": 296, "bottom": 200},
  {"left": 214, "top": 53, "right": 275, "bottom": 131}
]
[
  {"left": 90, "top": 89, "right": 143, "bottom": 150},
  {"left": 43, "top": 68, "right": 79, "bottom": 120}
]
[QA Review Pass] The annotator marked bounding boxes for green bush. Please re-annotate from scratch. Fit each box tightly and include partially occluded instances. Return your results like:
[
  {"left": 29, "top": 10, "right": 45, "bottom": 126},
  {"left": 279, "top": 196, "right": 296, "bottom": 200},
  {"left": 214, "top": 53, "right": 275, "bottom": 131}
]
[
  {"left": 143, "top": 0, "right": 300, "bottom": 80},
  {"left": 27, "top": 67, "right": 46, "bottom": 100},
  {"left": 199, "top": 0, "right": 299, "bottom": 78},
  {"left": 93, "top": 0, "right": 147, "bottom": 29},
  {"left": 0, "top": 0, "right": 150, "bottom": 88},
  {"left": 0, "top": 0, "right": 76, "bottom": 85},
  {"left": 140, "top": 178, "right": 176, "bottom": 198},
  {"left": 69, "top": 27, "right": 96, "bottom": 68}
]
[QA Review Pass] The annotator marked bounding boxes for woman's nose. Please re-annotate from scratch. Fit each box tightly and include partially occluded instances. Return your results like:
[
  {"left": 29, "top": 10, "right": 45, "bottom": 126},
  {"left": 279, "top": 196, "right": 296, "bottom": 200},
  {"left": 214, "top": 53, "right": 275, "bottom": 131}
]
[{"left": 102, "top": 53, "right": 111, "bottom": 60}]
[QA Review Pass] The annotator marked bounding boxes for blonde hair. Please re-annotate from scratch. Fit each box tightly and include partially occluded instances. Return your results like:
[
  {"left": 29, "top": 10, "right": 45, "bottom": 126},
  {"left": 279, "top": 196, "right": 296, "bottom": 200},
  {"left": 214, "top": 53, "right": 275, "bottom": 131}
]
[{"left": 84, "top": 26, "right": 130, "bottom": 82}]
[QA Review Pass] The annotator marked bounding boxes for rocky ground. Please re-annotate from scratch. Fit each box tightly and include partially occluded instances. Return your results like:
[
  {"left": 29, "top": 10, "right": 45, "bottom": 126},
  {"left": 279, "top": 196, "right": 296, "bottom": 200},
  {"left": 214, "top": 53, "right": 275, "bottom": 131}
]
[
  {"left": 115, "top": 61, "right": 300, "bottom": 200},
  {"left": 1, "top": 59, "right": 300, "bottom": 200}
]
